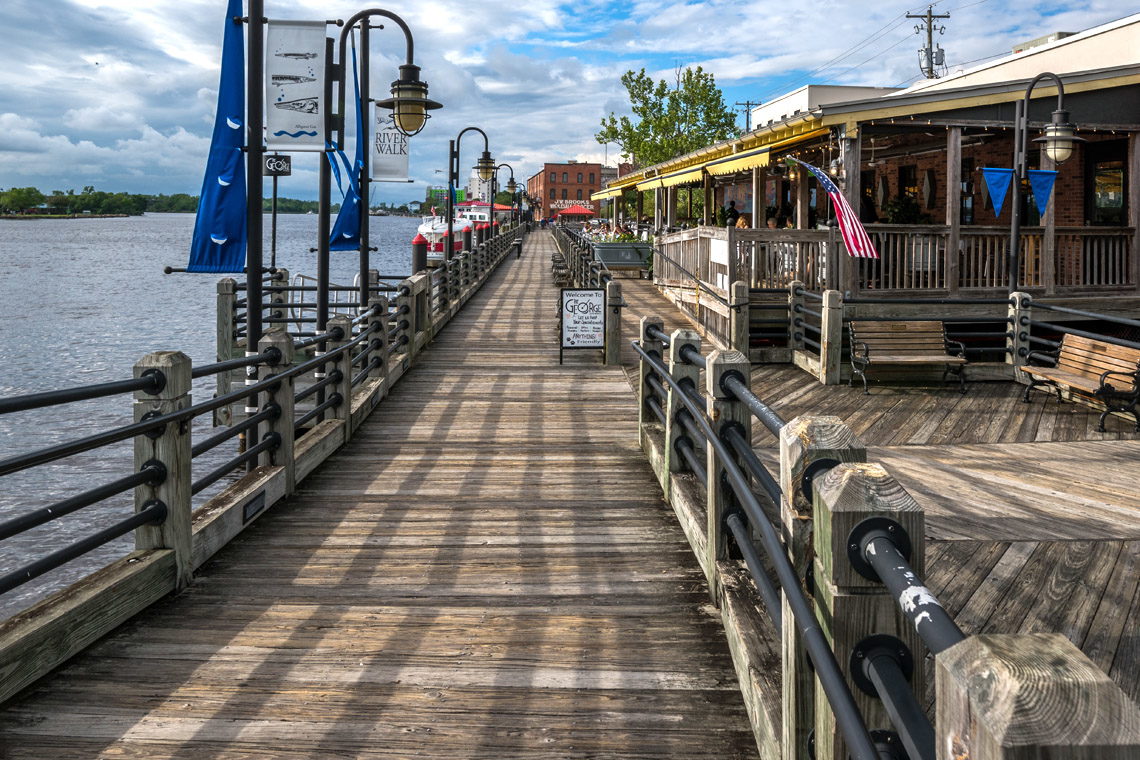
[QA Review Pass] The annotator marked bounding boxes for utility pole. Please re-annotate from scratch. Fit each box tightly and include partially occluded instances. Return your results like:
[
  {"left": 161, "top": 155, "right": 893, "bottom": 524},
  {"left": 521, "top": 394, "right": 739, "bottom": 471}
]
[
  {"left": 735, "top": 100, "right": 762, "bottom": 132},
  {"left": 907, "top": 5, "right": 950, "bottom": 79}
]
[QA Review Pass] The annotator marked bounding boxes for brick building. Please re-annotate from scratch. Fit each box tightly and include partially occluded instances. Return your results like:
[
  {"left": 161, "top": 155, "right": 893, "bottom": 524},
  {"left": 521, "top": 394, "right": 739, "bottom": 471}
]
[{"left": 526, "top": 161, "right": 602, "bottom": 219}]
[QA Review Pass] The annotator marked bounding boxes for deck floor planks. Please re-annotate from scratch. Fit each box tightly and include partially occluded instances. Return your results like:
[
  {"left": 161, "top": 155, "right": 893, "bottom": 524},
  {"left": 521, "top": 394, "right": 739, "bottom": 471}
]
[
  {"left": 0, "top": 232, "right": 756, "bottom": 759},
  {"left": 619, "top": 273, "right": 1140, "bottom": 705}
]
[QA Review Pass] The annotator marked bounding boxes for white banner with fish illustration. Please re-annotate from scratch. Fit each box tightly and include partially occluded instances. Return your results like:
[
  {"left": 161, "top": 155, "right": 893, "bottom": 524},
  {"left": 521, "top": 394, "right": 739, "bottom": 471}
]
[
  {"left": 372, "top": 105, "right": 409, "bottom": 182},
  {"left": 265, "top": 20, "right": 325, "bottom": 152}
]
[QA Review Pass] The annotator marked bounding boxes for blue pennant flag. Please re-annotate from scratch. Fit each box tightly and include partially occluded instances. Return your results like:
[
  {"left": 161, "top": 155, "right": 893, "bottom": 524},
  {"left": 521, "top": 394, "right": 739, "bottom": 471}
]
[
  {"left": 330, "top": 37, "right": 364, "bottom": 252},
  {"left": 187, "top": 0, "right": 246, "bottom": 273},
  {"left": 1027, "top": 169, "right": 1059, "bottom": 217},
  {"left": 980, "top": 168, "right": 1014, "bottom": 218}
]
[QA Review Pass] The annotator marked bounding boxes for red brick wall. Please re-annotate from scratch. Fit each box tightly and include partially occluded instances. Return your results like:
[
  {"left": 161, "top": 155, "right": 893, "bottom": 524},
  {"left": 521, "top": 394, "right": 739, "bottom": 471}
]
[{"left": 525, "top": 162, "right": 602, "bottom": 219}]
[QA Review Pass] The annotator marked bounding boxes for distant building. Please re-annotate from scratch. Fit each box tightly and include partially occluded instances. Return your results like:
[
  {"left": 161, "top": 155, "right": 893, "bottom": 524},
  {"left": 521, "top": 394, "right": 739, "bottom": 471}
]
[
  {"left": 466, "top": 170, "right": 491, "bottom": 203},
  {"left": 525, "top": 160, "right": 602, "bottom": 219}
]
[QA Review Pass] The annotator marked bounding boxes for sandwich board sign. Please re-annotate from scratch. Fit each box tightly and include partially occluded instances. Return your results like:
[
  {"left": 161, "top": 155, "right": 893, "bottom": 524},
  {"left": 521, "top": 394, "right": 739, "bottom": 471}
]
[{"left": 560, "top": 288, "right": 605, "bottom": 364}]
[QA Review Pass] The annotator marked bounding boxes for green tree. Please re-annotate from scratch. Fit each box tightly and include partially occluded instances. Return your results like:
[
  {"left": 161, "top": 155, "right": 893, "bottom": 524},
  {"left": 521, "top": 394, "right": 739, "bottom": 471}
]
[
  {"left": 1, "top": 186, "right": 46, "bottom": 212},
  {"left": 596, "top": 66, "right": 738, "bottom": 168}
]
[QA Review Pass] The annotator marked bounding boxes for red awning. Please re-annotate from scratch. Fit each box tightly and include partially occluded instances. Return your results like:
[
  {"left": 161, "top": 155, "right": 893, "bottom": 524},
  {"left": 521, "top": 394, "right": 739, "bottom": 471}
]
[{"left": 556, "top": 204, "right": 596, "bottom": 217}]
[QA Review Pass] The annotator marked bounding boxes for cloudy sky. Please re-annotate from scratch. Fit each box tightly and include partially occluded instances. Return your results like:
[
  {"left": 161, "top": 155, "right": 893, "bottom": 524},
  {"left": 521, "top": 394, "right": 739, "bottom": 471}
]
[{"left": 0, "top": 0, "right": 1127, "bottom": 204}]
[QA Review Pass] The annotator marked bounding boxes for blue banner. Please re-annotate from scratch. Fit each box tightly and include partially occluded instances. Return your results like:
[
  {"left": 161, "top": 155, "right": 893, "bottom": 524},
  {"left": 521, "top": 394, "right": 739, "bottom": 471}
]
[
  {"left": 980, "top": 168, "right": 1014, "bottom": 218},
  {"left": 330, "top": 37, "right": 363, "bottom": 252},
  {"left": 188, "top": 0, "right": 246, "bottom": 273},
  {"left": 1027, "top": 169, "right": 1059, "bottom": 217}
]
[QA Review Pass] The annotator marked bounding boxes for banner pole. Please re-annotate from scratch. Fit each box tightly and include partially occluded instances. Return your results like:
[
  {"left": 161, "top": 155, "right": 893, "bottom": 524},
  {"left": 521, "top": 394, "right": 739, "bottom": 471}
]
[{"left": 358, "top": 22, "right": 371, "bottom": 309}]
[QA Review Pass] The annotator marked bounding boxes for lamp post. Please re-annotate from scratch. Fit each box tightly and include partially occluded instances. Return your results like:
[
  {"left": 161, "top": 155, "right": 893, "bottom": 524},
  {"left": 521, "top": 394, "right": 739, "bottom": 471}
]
[
  {"left": 326, "top": 8, "right": 441, "bottom": 321},
  {"left": 1007, "top": 71, "right": 1082, "bottom": 292},
  {"left": 495, "top": 163, "right": 516, "bottom": 225},
  {"left": 446, "top": 127, "right": 493, "bottom": 260}
]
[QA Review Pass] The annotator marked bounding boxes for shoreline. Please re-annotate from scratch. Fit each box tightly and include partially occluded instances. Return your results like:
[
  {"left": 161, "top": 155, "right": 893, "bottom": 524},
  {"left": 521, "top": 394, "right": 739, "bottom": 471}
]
[{"left": 0, "top": 213, "right": 132, "bottom": 220}]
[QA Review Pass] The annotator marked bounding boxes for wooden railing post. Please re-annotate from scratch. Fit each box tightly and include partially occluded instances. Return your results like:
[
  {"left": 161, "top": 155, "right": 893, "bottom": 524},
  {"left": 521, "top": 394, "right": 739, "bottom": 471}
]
[
  {"left": 257, "top": 328, "right": 296, "bottom": 494},
  {"left": 819, "top": 289, "right": 843, "bottom": 385},
  {"left": 812, "top": 462, "right": 926, "bottom": 760},
  {"left": 397, "top": 277, "right": 418, "bottom": 360},
  {"left": 788, "top": 280, "right": 805, "bottom": 354},
  {"left": 730, "top": 280, "right": 749, "bottom": 354},
  {"left": 937, "top": 633, "right": 1140, "bottom": 759},
  {"left": 365, "top": 296, "right": 389, "bottom": 379},
  {"left": 705, "top": 349, "right": 751, "bottom": 600},
  {"left": 604, "top": 280, "right": 622, "bottom": 366},
  {"left": 133, "top": 351, "right": 193, "bottom": 589},
  {"left": 1009, "top": 291, "right": 1031, "bottom": 380},
  {"left": 778, "top": 415, "right": 865, "bottom": 760},
  {"left": 447, "top": 258, "right": 460, "bottom": 310},
  {"left": 638, "top": 315, "right": 665, "bottom": 463},
  {"left": 326, "top": 315, "right": 353, "bottom": 431},
  {"left": 664, "top": 328, "right": 702, "bottom": 485},
  {"left": 215, "top": 278, "right": 238, "bottom": 427}
]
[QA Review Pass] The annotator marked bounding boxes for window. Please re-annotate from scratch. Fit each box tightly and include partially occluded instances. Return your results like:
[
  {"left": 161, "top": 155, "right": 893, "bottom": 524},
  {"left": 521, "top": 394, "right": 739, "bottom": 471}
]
[
  {"left": 562, "top": 172, "right": 568, "bottom": 183},
  {"left": 550, "top": 172, "right": 556, "bottom": 182},
  {"left": 1086, "top": 139, "right": 1128, "bottom": 225},
  {"left": 577, "top": 172, "right": 583, "bottom": 183},
  {"left": 959, "top": 158, "right": 974, "bottom": 226},
  {"left": 1091, "top": 161, "right": 1125, "bottom": 224},
  {"left": 589, "top": 173, "right": 595, "bottom": 184},
  {"left": 898, "top": 165, "right": 918, "bottom": 200},
  {"left": 561, "top": 189, "right": 567, "bottom": 200},
  {"left": 576, "top": 189, "right": 582, "bottom": 200},
  {"left": 549, "top": 189, "right": 555, "bottom": 199}
]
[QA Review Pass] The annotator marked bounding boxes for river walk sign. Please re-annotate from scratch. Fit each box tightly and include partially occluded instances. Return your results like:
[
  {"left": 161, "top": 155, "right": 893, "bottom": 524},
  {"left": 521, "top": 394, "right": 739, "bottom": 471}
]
[{"left": 560, "top": 288, "right": 605, "bottom": 364}]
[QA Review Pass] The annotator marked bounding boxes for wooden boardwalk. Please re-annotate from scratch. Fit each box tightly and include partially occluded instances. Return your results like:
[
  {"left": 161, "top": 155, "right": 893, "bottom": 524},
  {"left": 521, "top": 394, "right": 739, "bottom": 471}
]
[
  {"left": 618, "top": 276, "right": 1140, "bottom": 704},
  {"left": 0, "top": 233, "right": 756, "bottom": 759}
]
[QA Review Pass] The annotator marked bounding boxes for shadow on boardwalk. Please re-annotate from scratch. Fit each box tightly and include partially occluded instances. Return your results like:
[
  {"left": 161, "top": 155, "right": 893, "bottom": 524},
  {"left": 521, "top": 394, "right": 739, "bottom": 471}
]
[{"left": 0, "top": 232, "right": 756, "bottom": 759}]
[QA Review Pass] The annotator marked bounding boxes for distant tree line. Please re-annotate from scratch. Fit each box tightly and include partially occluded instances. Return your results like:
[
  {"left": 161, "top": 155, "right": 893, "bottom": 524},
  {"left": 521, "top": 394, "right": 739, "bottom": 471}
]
[{"left": 0, "top": 186, "right": 326, "bottom": 216}]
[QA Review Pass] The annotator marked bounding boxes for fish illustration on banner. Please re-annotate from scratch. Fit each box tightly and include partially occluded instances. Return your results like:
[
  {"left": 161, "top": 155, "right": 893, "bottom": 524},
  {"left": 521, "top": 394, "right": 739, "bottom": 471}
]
[
  {"left": 329, "top": 36, "right": 363, "bottom": 251},
  {"left": 187, "top": 0, "right": 246, "bottom": 273},
  {"left": 266, "top": 21, "right": 326, "bottom": 152},
  {"left": 981, "top": 168, "right": 1014, "bottom": 217}
]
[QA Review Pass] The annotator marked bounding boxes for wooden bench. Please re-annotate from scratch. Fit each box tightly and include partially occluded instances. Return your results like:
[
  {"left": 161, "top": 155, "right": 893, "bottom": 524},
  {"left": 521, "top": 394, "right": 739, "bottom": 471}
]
[
  {"left": 848, "top": 320, "right": 967, "bottom": 394},
  {"left": 1022, "top": 333, "right": 1140, "bottom": 431}
]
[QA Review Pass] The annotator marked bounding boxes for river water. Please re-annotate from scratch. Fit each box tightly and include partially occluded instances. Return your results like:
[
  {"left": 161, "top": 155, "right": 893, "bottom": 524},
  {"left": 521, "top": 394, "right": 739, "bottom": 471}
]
[{"left": 0, "top": 212, "right": 421, "bottom": 617}]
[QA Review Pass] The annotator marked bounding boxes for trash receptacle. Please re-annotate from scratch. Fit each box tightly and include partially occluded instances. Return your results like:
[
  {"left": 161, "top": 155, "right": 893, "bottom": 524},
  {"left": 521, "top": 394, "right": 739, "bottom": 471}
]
[{"left": 511, "top": 240, "right": 523, "bottom": 259}]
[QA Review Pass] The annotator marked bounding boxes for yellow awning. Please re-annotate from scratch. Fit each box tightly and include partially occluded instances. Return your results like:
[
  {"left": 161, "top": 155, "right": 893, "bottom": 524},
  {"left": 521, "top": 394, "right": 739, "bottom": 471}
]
[
  {"left": 705, "top": 148, "right": 769, "bottom": 176},
  {"left": 591, "top": 186, "right": 625, "bottom": 201},
  {"left": 637, "top": 166, "right": 704, "bottom": 191},
  {"left": 660, "top": 167, "right": 705, "bottom": 187}
]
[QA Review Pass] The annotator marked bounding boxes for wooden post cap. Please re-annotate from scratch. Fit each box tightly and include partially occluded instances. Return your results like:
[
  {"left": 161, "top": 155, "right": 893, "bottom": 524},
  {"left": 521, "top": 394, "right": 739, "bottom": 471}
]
[
  {"left": 133, "top": 351, "right": 191, "bottom": 399},
  {"left": 937, "top": 633, "right": 1140, "bottom": 758}
]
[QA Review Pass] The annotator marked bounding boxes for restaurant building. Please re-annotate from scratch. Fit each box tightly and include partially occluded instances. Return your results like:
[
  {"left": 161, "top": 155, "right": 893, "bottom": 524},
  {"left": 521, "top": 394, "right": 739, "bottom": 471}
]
[
  {"left": 593, "top": 13, "right": 1140, "bottom": 301},
  {"left": 526, "top": 161, "right": 603, "bottom": 219}
]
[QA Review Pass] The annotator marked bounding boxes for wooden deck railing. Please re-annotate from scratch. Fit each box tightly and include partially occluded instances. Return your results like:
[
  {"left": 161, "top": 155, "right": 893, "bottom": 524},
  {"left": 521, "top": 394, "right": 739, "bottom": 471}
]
[
  {"left": 660, "top": 224, "right": 1137, "bottom": 296},
  {"left": 0, "top": 225, "right": 523, "bottom": 705},
  {"left": 632, "top": 321, "right": 1140, "bottom": 759}
]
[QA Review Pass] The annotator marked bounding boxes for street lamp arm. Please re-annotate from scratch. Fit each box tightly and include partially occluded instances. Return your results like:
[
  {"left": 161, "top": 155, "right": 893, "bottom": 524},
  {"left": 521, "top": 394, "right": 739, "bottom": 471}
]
[
  {"left": 339, "top": 9, "right": 414, "bottom": 65},
  {"left": 456, "top": 126, "right": 490, "bottom": 152},
  {"left": 1023, "top": 71, "right": 1066, "bottom": 111}
]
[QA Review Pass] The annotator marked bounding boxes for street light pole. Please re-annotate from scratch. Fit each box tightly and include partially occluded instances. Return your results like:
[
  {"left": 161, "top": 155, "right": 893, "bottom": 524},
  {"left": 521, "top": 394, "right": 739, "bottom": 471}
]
[
  {"left": 333, "top": 8, "right": 440, "bottom": 312},
  {"left": 446, "top": 127, "right": 493, "bottom": 260},
  {"left": 496, "top": 163, "right": 516, "bottom": 226},
  {"left": 1007, "top": 71, "right": 1081, "bottom": 292}
]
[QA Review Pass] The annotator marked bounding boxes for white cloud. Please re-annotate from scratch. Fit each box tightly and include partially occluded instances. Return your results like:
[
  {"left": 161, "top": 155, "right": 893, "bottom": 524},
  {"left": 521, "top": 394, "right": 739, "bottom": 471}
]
[{"left": 0, "top": 0, "right": 1131, "bottom": 201}]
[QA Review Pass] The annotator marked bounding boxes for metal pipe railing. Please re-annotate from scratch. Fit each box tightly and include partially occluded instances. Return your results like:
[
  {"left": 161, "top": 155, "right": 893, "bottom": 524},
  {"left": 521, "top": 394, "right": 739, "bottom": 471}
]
[
  {"left": 0, "top": 371, "right": 164, "bottom": 415},
  {"left": 632, "top": 339, "right": 878, "bottom": 760}
]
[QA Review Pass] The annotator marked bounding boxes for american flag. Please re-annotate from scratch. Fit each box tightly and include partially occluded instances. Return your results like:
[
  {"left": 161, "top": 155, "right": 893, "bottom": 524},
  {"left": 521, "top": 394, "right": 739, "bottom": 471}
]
[{"left": 789, "top": 158, "right": 879, "bottom": 259}]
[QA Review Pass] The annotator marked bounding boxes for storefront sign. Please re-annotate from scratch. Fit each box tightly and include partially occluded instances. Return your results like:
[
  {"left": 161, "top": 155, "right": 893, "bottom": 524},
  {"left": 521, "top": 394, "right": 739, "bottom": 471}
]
[{"left": 560, "top": 288, "right": 605, "bottom": 363}]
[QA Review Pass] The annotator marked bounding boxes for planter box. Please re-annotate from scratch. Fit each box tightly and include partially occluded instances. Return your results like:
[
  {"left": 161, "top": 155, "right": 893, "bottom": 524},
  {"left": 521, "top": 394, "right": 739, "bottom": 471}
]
[{"left": 592, "top": 242, "right": 652, "bottom": 270}]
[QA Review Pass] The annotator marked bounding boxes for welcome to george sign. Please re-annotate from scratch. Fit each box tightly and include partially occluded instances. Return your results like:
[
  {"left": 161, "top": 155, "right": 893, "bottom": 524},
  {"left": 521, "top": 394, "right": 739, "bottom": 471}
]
[{"left": 560, "top": 288, "right": 605, "bottom": 364}]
